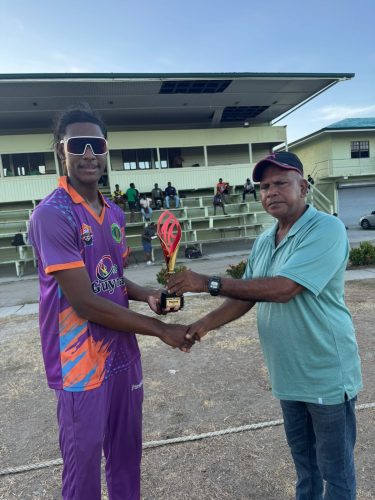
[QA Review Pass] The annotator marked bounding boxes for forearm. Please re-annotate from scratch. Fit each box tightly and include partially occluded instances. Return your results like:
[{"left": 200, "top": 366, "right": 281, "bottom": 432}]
[
  {"left": 124, "top": 277, "right": 160, "bottom": 302},
  {"left": 75, "top": 293, "right": 165, "bottom": 338},
  {"left": 219, "top": 276, "right": 303, "bottom": 303},
  {"left": 198, "top": 298, "right": 254, "bottom": 331}
]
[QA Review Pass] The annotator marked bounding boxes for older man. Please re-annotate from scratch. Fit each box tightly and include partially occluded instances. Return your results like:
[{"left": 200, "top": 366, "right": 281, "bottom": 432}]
[{"left": 168, "top": 151, "right": 362, "bottom": 499}]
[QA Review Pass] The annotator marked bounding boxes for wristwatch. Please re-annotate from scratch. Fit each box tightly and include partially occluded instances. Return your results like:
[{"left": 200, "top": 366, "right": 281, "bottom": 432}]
[{"left": 207, "top": 276, "right": 222, "bottom": 296}]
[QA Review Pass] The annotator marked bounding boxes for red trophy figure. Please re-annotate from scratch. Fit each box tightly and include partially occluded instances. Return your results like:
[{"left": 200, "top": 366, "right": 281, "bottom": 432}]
[{"left": 157, "top": 210, "right": 184, "bottom": 309}]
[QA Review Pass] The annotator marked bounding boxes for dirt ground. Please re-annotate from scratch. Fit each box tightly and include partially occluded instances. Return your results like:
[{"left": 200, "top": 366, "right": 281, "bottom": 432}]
[{"left": 0, "top": 279, "right": 374, "bottom": 499}]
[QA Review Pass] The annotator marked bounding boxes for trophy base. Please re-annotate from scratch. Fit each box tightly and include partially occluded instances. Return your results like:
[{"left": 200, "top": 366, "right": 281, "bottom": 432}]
[{"left": 161, "top": 291, "right": 184, "bottom": 309}]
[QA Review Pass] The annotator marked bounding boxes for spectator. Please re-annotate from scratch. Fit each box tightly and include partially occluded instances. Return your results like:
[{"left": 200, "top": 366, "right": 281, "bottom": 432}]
[
  {"left": 307, "top": 174, "right": 315, "bottom": 186},
  {"left": 164, "top": 181, "right": 180, "bottom": 209},
  {"left": 242, "top": 178, "right": 257, "bottom": 201},
  {"left": 213, "top": 190, "right": 227, "bottom": 216},
  {"left": 125, "top": 182, "right": 139, "bottom": 222},
  {"left": 151, "top": 183, "right": 164, "bottom": 208},
  {"left": 141, "top": 222, "right": 157, "bottom": 265},
  {"left": 139, "top": 194, "right": 153, "bottom": 222},
  {"left": 173, "top": 154, "right": 184, "bottom": 168},
  {"left": 112, "top": 184, "right": 125, "bottom": 209},
  {"left": 216, "top": 178, "right": 230, "bottom": 203}
]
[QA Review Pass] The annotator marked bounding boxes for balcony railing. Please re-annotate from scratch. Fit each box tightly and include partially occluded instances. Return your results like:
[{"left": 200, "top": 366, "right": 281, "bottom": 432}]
[{"left": 312, "top": 158, "right": 375, "bottom": 179}]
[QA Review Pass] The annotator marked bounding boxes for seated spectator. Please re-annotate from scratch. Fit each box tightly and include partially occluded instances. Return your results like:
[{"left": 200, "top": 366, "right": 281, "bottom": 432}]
[
  {"left": 216, "top": 178, "right": 230, "bottom": 203},
  {"left": 164, "top": 182, "right": 180, "bottom": 209},
  {"left": 151, "top": 183, "right": 164, "bottom": 208},
  {"left": 139, "top": 194, "right": 153, "bottom": 222},
  {"left": 125, "top": 183, "right": 139, "bottom": 222},
  {"left": 213, "top": 190, "right": 227, "bottom": 216},
  {"left": 112, "top": 184, "right": 125, "bottom": 209},
  {"left": 242, "top": 178, "right": 257, "bottom": 201}
]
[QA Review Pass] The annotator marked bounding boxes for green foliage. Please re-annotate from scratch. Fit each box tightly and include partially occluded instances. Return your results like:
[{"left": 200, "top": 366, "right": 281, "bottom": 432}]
[
  {"left": 349, "top": 242, "right": 375, "bottom": 266},
  {"left": 156, "top": 265, "right": 188, "bottom": 285},
  {"left": 226, "top": 260, "right": 247, "bottom": 279}
]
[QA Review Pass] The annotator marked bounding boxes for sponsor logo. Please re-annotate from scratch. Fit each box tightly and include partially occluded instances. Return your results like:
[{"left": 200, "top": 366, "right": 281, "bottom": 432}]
[
  {"left": 111, "top": 223, "right": 122, "bottom": 243},
  {"left": 92, "top": 255, "right": 125, "bottom": 294},
  {"left": 80, "top": 223, "right": 93, "bottom": 246}
]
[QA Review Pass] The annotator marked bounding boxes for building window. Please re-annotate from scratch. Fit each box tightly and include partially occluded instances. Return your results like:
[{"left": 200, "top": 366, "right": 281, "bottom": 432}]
[
  {"left": 1, "top": 152, "right": 54, "bottom": 176},
  {"left": 351, "top": 141, "right": 369, "bottom": 159},
  {"left": 122, "top": 149, "right": 156, "bottom": 170}
]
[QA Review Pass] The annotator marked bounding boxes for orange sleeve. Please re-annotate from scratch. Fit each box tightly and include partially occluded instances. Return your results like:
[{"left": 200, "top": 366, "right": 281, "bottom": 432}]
[{"left": 45, "top": 260, "right": 85, "bottom": 275}]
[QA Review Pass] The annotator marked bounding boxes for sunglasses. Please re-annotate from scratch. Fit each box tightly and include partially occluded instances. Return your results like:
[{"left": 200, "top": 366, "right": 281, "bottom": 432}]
[{"left": 60, "top": 136, "right": 108, "bottom": 156}]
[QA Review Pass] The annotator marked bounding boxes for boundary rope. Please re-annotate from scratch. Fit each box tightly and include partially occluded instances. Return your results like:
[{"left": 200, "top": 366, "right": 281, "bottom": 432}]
[{"left": 1, "top": 402, "right": 374, "bottom": 477}]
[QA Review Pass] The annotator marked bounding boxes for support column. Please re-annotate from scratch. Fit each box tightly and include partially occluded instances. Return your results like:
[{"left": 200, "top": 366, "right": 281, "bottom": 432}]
[
  {"left": 203, "top": 145, "right": 208, "bottom": 167},
  {"left": 248, "top": 143, "right": 253, "bottom": 164},
  {"left": 0, "top": 155, "right": 4, "bottom": 178}
]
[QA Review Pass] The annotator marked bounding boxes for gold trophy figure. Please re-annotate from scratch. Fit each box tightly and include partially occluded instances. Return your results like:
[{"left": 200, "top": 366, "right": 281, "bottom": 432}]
[{"left": 157, "top": 210, "right": 184, "bottom": 309}]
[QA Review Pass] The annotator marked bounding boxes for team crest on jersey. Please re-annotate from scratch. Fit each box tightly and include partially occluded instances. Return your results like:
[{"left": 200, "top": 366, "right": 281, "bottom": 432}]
[
  {"left": 111, "top": 223, "right": 122, "bottom": 244},
  {"left": 80, "top": 223, "right": 93, "bottom": 246}
]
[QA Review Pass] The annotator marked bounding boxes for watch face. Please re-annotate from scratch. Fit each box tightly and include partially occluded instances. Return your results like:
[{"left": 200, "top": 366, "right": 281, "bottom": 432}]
[{"left": 208, "top": 277, "right": 221, "bottom": 295}]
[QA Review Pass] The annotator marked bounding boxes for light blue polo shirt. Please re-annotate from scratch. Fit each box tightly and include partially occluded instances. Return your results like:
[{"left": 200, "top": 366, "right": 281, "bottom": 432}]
[{"left": 244, "top": 205, "right": 362, "bottom": 404}]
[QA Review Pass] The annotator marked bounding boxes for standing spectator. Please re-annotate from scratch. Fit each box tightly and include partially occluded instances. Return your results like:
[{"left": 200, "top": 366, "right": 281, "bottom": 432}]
[
  {"left": 125, "top": 182, "right": 139, "bottom": 222},
  {"left": 151, "top": 183, "right": 164, "bottom": 208},
  {"left": 213, "top": 190, "right": 227, "bottom": 216},
  {"left": 112, "top": 184, "right": 125, "bottom": 209},
  {"left": 168, "top": 151, "right": 362, "bottom": 500},
  {"left": 28, "top": 106, "right": 192, "bottom": 500},
  {"left": 307, "top": 174, "right": 315, "bottom": 189},
  {"left": 139, "top": 194, "right": 153, "bottom": 222},
  {"left": 141, "top": 222, "right": 157, "bottom": 265},
  {"left": 164, "top": 181, "right": 180, "bottom": 209},
  {"left": 242, "top": 178, "right": 257, "bottom": 201},
  {"left": 216, "top": 178, "right": 230, "bottom": 203},
  {"left": 173, "top": 154, "right": 184, "bottom": 168}
]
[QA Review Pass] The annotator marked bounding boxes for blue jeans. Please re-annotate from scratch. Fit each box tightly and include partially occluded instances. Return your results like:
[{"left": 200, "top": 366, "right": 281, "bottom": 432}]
[{"left": 280, "top": 397, "right": 356, "bottom": 500}]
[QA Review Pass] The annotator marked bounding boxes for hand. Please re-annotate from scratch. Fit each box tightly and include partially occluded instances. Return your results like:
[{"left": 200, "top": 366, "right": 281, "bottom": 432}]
[
  {"left": 159, "top": 324, "right": 194, "bottom": 352},
  {"left": 167, "top": 270, "right": 207, "bottom": 295},
  {"left": 185, "top": 318, "right": 210, "bottom": 343},
  {"left": 147, "top": 290, "right": 182, "bottom": 315}
]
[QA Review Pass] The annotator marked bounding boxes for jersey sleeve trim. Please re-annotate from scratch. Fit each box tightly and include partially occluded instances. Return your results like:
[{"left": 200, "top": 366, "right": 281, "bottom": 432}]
[{"left": 45, "top": 261, "right": 85, "bottom": 274}]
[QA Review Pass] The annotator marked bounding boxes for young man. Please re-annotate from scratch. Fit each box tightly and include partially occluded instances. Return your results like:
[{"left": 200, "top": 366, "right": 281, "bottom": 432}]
[
  {"left": 242, "top": 177, "right": 257, "bottom": 201},
  {"left": 141, "top": 222, "right": 157, "bottom": 265},
  {"left": 112, "top": 183, "right": 125, "bottom": 209},
  {"left": 29, "top": 106, "right": 191, "bottom": 500},
  {"left": 168, "top": 152, "right": 362, "bottom": 500},
  {"left": 164, "top": 181, "right": 180, "bottom": 209},
  {"left": 151, "top": 182, "right": 164, "bottom": 208},
  {"left": 125, "top": 182, "right": 139, "bottom": 222}
]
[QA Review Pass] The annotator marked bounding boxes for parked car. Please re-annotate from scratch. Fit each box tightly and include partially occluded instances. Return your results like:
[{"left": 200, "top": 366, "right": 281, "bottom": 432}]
[{"left": 359, "top": 211, "right": 375, "bottom": 229}]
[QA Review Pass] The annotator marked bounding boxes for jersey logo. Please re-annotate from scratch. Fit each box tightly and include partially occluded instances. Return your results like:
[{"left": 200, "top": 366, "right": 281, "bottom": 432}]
[
  {"left": 96, "top": 255, "right": 118, "bottom": 280},
  {"left": 80, "top": 223, "right": 93, "bottom": 246},
  {"left": 111, "top": 223, "right": 122, "bottom": 243},
  {"left": 92, "top": 255, "right": 125, "bottom": 294}
]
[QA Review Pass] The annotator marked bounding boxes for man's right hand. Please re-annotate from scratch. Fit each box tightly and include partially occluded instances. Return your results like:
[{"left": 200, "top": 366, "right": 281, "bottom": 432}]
[
  {"left": 185, "top": 318, "right": 211, "bottom": 343},
  {"left": 159, "top": 323, "right": 195, "bottom": 352}
]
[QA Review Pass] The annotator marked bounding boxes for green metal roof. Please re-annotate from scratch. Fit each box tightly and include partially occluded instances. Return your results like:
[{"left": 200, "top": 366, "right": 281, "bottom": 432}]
[{"left": 325, "top": 118, "right": 375, "bottom": 129}]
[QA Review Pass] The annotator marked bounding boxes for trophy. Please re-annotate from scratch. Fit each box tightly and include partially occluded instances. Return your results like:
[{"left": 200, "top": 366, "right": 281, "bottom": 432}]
[{"left": 157, "top": 210, "right": 184, "bottom": 309}]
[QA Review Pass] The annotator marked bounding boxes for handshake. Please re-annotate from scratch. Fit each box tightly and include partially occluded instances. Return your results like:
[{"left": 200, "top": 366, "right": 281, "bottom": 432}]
[{"left": 147, "top": 269, "right": 213, "bottom": 352}]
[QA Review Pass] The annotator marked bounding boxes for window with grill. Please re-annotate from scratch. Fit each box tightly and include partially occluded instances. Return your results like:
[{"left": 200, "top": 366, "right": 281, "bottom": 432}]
[{"left": 351, "top": 141, "right": 369, "bottom": 158}]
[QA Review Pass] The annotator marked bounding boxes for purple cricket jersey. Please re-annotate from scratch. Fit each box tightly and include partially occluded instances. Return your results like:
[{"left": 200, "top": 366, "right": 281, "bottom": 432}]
[{"left": 29, "top": 177, "right": 140, "bottom": 392}]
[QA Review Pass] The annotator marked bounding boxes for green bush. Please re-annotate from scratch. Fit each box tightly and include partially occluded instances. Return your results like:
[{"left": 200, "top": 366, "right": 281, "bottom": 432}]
[
  {"left": 349, "top": 242, "right": 375, "bottom": 266},
  {"left": 226, "top": 260, "right": 247, "bottom": 279},
  {"left": 156, "top": 264, "right": 188, "bottom": 285}
]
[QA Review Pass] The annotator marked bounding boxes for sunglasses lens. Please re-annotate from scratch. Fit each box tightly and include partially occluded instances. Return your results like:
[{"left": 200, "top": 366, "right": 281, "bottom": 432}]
[{"left": 67, "top": 137, "right": 107, "bottom": 155}]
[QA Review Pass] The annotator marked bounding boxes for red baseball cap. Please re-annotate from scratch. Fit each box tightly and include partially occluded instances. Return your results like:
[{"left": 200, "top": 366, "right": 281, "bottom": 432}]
[{"left": 252, "top": 152, "right": 304, "bottom": 182}]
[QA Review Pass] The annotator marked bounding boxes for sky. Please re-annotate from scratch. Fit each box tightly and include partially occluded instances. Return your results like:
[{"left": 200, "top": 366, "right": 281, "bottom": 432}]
[{"left": 0, "top": 0, "right": 374, "bottom": 142}]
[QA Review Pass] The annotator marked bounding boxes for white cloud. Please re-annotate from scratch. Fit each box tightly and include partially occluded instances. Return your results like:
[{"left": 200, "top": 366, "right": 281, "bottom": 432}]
[{"left": 315, "top": 104, "right": 375, "bottom": 122}]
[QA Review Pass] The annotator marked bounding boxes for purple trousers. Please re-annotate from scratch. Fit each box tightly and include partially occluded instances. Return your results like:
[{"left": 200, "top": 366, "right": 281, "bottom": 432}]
[{"left": 56, "top": 359, "right": 143, "bottom": 500}]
